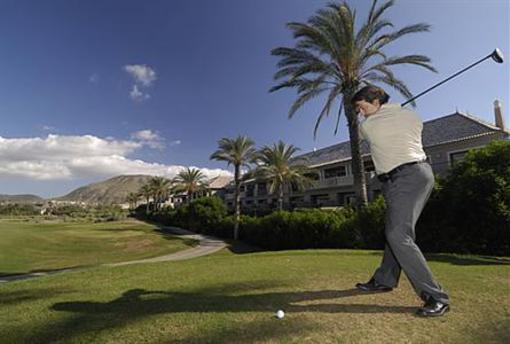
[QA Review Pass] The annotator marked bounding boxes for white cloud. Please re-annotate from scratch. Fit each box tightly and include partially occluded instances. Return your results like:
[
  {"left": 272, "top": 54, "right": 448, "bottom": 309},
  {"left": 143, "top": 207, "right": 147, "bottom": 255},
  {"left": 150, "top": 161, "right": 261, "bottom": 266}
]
[
  {"left": 124, "top": 64, "right": 157, "bottom": 87},
  {"left": 169, "top": 140, "right": 181, "bottom": 146},
  {"left": 42, "top": 125, "right": 56, "bottom": 131},
  {"left": 131, "top": 129, "right": 165, "bottom": 149},
  {"left": 0, "top": 134, "right": 231, "bottom": 181},
  {"left": 129, "top": 85, "right": 150, "bottom": 102},
  {"left": 131, "top": 129, "right": 159, "bottom": 141},
  {"left": 124, "top": 64, "right": 157, "bottom": 102}
]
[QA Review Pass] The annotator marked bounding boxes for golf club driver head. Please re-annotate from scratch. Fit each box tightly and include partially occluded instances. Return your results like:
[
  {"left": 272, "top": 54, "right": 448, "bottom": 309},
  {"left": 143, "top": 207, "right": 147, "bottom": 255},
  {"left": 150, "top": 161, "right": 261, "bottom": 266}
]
[{"left": 491, "top": 48, "right": 504, "bottom": 63}]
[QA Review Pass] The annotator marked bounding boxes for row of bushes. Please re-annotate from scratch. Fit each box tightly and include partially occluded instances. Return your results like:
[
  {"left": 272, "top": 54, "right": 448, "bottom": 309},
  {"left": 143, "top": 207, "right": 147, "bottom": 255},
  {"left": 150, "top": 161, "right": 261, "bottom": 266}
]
[
  {"left": 0, "top": 204, "right": 40, "bottom": 216},
  {"left": 139, "top": 187, "right": 508, "bottom": 255},
  {"left": 0, "top": 203, "right": 128, "bottom": 222},
  {"left": 136, "top": 195, "right": 386, "bottom": 251},
  {"left": 48, "top": 205, "right": 127, "bottom": 222}
]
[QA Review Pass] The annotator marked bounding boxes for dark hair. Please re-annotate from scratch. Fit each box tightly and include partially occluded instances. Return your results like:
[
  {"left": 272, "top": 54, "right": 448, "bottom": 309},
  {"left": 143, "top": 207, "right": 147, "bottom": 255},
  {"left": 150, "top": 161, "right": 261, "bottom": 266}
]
[{"left": 351, "top": 85, "right": 390, "bottom": 105}]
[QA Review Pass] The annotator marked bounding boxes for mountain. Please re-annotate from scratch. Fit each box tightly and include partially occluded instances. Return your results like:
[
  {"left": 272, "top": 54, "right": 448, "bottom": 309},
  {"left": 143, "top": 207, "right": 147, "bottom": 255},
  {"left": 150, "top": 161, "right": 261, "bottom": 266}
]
[
  {"left": 0, "top": 194, "right": 45, "bottom": 203},
  {"left": 57, "top": 175, "right": 153, "bottom": 204}
]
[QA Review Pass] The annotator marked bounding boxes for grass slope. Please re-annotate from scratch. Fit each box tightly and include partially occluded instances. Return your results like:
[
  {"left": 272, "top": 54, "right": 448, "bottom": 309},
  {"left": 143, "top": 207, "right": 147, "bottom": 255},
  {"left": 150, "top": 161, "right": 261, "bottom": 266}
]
[
  {"left": 1, "top": 248, "right": 508, "bottom": 343},
  {"left": 0, "top": 219, "right": 197, "bottom": 275}
]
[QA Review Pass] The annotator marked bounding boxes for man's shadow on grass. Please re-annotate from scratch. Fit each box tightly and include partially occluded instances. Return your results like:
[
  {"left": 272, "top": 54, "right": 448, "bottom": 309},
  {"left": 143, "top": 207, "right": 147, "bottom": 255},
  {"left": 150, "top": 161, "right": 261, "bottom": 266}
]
[
  {"left": 52, "top": 287, "right": 414, "bottom": 315},
  {"left": 27, "top": 282, "right": 416, "bottom": 343}
]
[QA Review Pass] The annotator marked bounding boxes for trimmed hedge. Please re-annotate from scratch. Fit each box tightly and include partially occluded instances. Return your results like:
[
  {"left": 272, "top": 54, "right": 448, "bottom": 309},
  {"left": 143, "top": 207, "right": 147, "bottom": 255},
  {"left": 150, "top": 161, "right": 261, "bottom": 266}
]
[{"left": 141, "top": 196, "right": 385, "bottom": 251}]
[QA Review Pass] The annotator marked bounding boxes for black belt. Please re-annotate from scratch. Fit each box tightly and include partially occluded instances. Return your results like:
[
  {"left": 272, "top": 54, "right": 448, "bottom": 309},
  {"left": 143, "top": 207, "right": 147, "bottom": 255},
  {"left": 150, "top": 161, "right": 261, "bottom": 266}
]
[{"left": 377, "top": 160, "right": 426, "bottom": 183}]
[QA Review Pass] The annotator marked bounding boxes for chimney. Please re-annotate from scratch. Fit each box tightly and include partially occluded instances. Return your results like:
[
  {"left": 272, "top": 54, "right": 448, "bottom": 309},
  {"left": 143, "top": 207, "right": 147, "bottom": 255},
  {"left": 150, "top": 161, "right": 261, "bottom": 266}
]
[{"left": 494, "top": 100, "right": 505, "bottom": 130}]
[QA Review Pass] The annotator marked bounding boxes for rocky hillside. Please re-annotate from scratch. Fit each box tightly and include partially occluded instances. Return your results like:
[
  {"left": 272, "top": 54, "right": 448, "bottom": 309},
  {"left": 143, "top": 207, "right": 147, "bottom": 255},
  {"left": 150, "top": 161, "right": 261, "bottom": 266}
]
[{"left": 57, "top": 175, "right": 154, "bottom": 204}]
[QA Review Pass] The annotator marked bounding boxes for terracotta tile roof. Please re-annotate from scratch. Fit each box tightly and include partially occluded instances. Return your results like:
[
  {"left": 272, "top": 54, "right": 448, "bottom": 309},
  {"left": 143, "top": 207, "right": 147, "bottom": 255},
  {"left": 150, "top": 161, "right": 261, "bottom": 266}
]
[{"left": 208, "top": 175, "right": 234, "bottom": 189}]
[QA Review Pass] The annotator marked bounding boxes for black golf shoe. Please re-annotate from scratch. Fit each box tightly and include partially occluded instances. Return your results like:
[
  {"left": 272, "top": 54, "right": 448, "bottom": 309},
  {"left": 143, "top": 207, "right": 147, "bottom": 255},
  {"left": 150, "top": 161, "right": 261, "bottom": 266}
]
[
  {"left": 355, "top": 278, "right": 393, "bottom": 292},
  {"left": 416, "top": 297, "right": 450, "bottom": 317}
]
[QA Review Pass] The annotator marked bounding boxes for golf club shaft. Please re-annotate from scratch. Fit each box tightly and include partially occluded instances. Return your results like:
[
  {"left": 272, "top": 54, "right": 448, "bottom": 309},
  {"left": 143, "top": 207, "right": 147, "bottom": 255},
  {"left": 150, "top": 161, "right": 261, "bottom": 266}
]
[{"left": 401, "top": 53, "right": 494, "bottom": 107}]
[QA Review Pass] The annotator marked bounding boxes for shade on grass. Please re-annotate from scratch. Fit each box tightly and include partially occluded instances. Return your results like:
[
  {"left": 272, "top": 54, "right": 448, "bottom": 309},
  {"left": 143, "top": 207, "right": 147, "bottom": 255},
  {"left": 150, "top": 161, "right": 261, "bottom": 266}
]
[{"left": 1, "top": 249, "right": 508, "bottom": 343}]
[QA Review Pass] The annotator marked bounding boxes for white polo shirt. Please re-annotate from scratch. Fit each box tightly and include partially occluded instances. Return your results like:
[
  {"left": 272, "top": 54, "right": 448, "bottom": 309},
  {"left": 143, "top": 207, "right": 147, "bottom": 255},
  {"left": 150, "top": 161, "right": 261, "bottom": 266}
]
[{"left": 359, "top": 103, "right": 427, "bottom": 174}]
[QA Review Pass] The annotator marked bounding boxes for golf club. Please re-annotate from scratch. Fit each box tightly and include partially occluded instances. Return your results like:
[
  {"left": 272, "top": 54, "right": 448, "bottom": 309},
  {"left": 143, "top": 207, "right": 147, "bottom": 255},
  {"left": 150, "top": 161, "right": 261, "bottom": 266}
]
[{"left": 401, "top": 48, "right": 504, "bottom": 107}]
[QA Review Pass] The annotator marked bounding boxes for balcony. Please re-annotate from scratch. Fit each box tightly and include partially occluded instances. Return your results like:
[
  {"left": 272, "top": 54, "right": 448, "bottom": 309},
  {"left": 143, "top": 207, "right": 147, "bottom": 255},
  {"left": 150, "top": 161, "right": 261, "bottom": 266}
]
[
  {"left": 311, "top": 175, "right": 354, "bottom": 189},
  {"left": 224, "top": 191, "right": 247, "bottom": 200},
  {"left": 308, "top": 172, "right": 377, "bottom": 190}
]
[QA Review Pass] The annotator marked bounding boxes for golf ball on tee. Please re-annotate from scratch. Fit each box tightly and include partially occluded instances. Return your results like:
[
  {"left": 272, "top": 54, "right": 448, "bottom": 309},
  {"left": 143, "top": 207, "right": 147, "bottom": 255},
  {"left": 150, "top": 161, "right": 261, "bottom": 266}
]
[{"left": 276, "top": 310, "right": 285, "bottom": 319}]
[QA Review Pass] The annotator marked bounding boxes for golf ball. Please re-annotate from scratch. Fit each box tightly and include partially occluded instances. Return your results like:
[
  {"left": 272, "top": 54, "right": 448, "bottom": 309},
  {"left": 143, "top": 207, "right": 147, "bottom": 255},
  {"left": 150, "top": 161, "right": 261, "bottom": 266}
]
[{"left": 276, "top": 310, "right": 285, "bottom": 319}]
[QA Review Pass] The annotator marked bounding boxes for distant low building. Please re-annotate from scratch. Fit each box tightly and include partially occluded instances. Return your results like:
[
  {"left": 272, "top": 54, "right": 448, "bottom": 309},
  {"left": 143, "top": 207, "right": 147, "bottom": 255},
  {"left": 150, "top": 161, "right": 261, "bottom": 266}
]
[
  {"left": 220, "top": 101, "right": 509, "bottom": 211},
  {"left": 161, "top": 175, "right": 234, "bottom": 208}
]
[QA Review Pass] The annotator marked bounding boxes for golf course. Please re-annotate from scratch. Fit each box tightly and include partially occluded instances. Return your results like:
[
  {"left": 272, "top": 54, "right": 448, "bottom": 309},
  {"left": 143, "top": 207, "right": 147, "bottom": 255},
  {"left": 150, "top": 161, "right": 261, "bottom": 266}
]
[
  {"left": 1, "top": 218, "right": 509, "bottom": 343},
  {"left": 0, "top": 218, "right": 198, "bottom": 276}
]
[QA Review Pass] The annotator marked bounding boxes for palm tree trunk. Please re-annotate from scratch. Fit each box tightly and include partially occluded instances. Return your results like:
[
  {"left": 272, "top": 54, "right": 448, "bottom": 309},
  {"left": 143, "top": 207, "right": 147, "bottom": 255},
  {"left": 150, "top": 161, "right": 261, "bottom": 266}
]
[
  {"left": 343, "top": 100, "right": 368, "bottom": 208},
  {"left": 233, "top": 164, "right": 241, "bottom": 240},
  {"left": 278, "top": 186, "right": 284, "bottom": 211},
  {"left": 146, "top": 197, "right": 150, "bottom": 213}
]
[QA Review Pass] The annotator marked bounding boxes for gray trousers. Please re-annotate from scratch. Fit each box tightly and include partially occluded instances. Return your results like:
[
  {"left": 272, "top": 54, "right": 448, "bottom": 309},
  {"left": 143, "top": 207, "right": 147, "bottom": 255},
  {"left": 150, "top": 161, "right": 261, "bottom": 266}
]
[{"left": 372, "top": 162, "right": 449, "bottom": 304}]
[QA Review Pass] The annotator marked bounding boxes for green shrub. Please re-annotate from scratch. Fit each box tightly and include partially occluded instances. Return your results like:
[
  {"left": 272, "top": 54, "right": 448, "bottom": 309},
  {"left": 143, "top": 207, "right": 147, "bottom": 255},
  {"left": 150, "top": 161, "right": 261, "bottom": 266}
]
[
  {"left": 182, "top": 197, "right": 227, "bottom": 232},
  {"left": 239, "top": 208, "right": 359, "bottom": 250},
  {"left": 0, "top": 204, "right": 39, "bottom": 216},
  {"left": 417, "top": 140, "right": 510, "bottom": 255},
  {"left": 354, "top": 196, "right": 386, "bottom": 249}
]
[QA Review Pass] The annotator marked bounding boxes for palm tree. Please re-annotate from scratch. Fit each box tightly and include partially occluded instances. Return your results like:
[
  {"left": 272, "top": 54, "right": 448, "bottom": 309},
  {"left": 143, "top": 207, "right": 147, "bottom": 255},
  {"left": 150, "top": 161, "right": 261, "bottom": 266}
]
[
  {"left": 210, "top": 135, "right": 258, "bottom": 240},
  {"left": 255, "top": 140, "right": 313, "bottom": 211},
  {"left": 139, "top": 184, "right": 153, "bottom": 213},
  {"left": 270, "top": 0, "right": 436, "bottom": 207},
  {"left": 172, "top": 167, "right": 209, "bottom": 203},
  {"left": 126, "top": 192, "right": 140, "bottom": 210},
  {"left": 148, "top": 176, "right": 172, "bottom": 210}
]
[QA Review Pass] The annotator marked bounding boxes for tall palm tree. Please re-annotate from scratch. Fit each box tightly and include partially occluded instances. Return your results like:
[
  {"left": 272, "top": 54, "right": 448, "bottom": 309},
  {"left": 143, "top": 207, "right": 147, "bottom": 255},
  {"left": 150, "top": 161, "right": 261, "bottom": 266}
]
[
  {"left": 210, "top": 135, "right": 258, "bottom": 240},
  {"left": 255, "top": 140, "right": 313, "bottom": 211},
  {"left": 126, "top": 192, "right": 140, "bottom": 210},
  {"left": 139, "top": 184, "right": 153, "bottom": 213},
  {"left": 172, "top": 167, "right": 209, "bottom": 203},
  {"left": 148, "top": 176, "right": 172, "bottom": 210},
  {"left": 270, "top": 0, "right": 436, "bottom": 207}
]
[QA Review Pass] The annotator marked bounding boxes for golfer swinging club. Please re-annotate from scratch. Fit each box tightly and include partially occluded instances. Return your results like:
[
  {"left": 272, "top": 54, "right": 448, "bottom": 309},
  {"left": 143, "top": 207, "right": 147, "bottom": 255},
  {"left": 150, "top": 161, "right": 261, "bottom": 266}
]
[{"left": 353, "top": 85, "right": 450, "bottom": 317}]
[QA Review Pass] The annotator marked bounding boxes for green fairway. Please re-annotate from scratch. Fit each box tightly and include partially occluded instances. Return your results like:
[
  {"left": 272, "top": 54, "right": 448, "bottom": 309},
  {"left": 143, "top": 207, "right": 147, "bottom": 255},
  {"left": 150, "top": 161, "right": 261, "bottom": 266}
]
[
  {"left": 0, "top": 248, "right": 508, "bottom": 343},
  {"left": 0, "top": 218, "right": 197, "bottom": 275}
]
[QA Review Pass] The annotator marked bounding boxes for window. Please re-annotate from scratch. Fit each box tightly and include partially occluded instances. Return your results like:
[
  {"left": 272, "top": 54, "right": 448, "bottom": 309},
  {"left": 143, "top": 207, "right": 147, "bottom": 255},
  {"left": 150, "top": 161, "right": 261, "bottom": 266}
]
[
  {"left": 336, "top": 192, "right": 355, "bottom": 206},
  {"left": 311, "top": 194, "right": 329, "bottom": 205},
  {"left": 324, "top": 166, "right": 347, "bottom": 178},
  {"left": 363, "top": 159, "right": 375, "bottom": 172},
  {"left": 290, "top": 196, "right": 304, "bottom": 203},
  {"left": 450, "top": 151, "right": 468, "bottom": 166},
  {"left": 345, "top": 195, "right": 357, "bottom": 205},
  {"left": 246, "top": 184, "right": 255, "bottom": 197},
  {"left": 304, "top": 172, "right": 320, "bottom": 180},
  {"left": 257, "top": 182, "right": 267, "bottom": 195}
]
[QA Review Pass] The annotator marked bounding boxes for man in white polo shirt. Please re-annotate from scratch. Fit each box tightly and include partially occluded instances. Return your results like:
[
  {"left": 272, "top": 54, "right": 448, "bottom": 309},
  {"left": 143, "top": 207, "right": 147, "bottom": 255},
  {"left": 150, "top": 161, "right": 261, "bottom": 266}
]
[{"left": 352, "top": 85, "right": 450, "bottom": 317}]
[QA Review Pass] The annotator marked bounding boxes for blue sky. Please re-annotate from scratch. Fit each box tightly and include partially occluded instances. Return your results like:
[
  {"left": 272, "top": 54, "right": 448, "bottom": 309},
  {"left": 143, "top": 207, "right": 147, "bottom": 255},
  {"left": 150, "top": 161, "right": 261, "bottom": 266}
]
[{"left": 0, "top": 0, "right": 508, "bottom": 198}]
